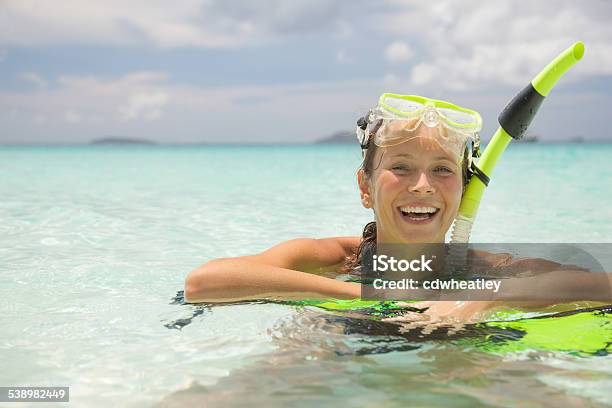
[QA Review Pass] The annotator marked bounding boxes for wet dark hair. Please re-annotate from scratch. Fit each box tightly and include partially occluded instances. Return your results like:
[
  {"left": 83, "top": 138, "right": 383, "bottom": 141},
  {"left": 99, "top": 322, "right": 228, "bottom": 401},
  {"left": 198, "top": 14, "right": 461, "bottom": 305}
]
[{"left": 341, "top": 140, "right": 471, "bottom": 275}]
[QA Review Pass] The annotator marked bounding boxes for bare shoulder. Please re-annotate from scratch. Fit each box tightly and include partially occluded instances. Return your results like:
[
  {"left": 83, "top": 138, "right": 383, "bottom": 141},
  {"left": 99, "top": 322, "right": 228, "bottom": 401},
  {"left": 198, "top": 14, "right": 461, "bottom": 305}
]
[{"left": 244, "top": 236, "right": 362, "bottom": 273}]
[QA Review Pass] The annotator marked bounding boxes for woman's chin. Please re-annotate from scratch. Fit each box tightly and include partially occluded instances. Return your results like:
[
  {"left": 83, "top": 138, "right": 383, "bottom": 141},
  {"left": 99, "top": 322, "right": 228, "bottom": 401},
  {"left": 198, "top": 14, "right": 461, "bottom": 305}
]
[
  {"left": 384, "top": 228, "right": 442, "bottom": 244},
  {"left": 401, "top": 232, "right": 441, "bottom": 243},
  {"left": 394, "top": 212, "right": 445, "bottom": 242}
]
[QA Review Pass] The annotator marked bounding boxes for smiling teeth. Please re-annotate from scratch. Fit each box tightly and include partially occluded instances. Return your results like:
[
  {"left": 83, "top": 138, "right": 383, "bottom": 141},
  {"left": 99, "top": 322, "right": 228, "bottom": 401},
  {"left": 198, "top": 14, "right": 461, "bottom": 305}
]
[{"left": 400, "top": 206, "right": 438, "bottom": 213}]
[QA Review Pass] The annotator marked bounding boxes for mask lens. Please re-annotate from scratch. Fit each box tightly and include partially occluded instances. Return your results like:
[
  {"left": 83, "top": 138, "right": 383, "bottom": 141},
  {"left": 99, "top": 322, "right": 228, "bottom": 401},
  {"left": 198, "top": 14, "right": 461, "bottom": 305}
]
[
  {"left": 437, "top": 108, "right": 478, "bottom": 127},
  {"left": 381, "top": 95, "right": 424, "bottom": 116}
]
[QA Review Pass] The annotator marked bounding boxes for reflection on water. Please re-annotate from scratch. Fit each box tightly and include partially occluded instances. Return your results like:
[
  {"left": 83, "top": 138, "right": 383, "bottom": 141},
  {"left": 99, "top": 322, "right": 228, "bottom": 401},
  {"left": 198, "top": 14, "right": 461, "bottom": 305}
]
[{"left": 158, "top": 305, "right": 612, "bottom": 407}]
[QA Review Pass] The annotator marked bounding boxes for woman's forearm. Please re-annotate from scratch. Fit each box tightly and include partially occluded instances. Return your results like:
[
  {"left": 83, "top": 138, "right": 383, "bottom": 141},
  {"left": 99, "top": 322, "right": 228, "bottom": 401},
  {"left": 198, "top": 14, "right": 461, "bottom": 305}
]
[
  {"left": 184, "top": 258, "right": 361, "bottom": 303},
  {"left": 494, "top": 270, "right": 612, "bottom": 303}
]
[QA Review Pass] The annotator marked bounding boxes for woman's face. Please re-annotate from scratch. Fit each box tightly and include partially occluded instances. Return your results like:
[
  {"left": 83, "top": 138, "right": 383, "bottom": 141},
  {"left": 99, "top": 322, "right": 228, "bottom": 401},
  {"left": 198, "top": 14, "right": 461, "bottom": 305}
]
[{"left": 358, "top": 125, "right": 464, "bottom": 243}]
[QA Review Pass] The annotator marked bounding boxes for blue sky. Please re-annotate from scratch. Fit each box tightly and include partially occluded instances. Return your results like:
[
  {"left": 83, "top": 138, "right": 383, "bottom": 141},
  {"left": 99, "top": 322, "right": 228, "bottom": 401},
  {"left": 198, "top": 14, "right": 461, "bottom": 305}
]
[{"left": 1, "top": 0, "right": 612, "bottom": 144}]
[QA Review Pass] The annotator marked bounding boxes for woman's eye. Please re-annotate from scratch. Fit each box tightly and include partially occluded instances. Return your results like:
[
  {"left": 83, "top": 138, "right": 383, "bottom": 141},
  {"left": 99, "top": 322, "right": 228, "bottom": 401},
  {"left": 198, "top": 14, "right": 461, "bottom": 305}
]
[
  {"left": 434, "top": 166, "right": 453, "bottom": 174},
  {"left": 391, "top": 165, "right": 410, "bottom": 172}
]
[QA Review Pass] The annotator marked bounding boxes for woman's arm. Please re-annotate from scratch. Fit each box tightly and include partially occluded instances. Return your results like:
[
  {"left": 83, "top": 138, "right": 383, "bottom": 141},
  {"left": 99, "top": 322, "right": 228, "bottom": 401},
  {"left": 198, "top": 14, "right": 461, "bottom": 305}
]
[
  {"left": 466, "top": 251, "right": 612, "bottom": 304},
  {"left": 184, "top": 237, "right": 361, "bottom": 303},
  {"left": 492, "top": 269, "right": 612, "bottom": 304}
]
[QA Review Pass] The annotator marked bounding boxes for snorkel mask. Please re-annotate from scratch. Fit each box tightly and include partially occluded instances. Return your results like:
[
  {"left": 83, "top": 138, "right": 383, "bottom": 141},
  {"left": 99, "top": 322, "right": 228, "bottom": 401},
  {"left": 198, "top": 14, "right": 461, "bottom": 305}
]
[{"left": 356, "top": 93, "right": 486, "bottom": 183}]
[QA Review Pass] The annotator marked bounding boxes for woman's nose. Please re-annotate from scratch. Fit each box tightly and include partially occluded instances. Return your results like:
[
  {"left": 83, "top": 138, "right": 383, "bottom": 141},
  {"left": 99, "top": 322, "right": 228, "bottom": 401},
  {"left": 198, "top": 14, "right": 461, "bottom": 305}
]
[{"left": 410, "top": 171, "right": 435, "bottom": 194}]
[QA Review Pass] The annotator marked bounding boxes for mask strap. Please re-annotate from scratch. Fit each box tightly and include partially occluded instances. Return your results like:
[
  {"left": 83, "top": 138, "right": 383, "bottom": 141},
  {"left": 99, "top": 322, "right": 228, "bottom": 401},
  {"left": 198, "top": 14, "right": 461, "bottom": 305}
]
[
  {"left": 469, "top": 162, "right": 490, "bottom": 186},
  {"left": 465, "top": 133, "right": 489, "bottom": 186},
  {"left": 357, "top": 113, "right": 370, "bottom": 150}
]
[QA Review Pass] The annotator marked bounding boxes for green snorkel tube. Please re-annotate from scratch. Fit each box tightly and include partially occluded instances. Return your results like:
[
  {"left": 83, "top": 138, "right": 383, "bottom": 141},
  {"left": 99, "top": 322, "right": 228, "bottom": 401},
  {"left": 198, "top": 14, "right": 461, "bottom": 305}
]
[{"left": 450, "top": 41, "right": 585, "bottom": 244}]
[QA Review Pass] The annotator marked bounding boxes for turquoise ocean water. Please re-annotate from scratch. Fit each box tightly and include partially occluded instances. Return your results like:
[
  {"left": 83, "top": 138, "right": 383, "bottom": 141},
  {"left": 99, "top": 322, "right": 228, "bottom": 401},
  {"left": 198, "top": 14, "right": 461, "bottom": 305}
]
[{"left": 1, "top": 143, "right": 612, "bottom": 406}]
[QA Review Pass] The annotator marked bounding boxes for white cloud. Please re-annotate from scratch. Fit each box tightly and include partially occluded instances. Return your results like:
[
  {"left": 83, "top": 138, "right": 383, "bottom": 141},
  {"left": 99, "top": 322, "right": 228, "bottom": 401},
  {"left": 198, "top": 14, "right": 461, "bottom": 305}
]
[
  {"left": 119, "top": 92, "right": 168, "bottom": 120},
  {"left": 334, "top": 20, "right": 354, "bottom": 40},
  {"left": 0, "top": 1, "right": 241, "bottom": 48},
  {"left": 64, "top": 110, "right": 81, "bottom": 123},
  {"left": 380, "top": 0, "right": 612, "bottom": 89},
  {"left": 0, "top": 71, "right": 383, "bottom": 143},
  {"left": 1, "top": 68, "right": 609, "bottom": 143},
  {"left": 0, "top": 0, "right": 362, "bottom": 48},
  {"left": 336, "top": 49, "right": 352, "bottom": 64},
  {"left": 1, "top": 71, "right": 174, "bottom": 141},
  {"left": 18, "top": 72, "right": 47, "bottom": 88},
  {"left": 409, "top": 64, "right": 437, "bottom": 87},
  {"left": 383, "top": 73, "right": 400, "bottom": 87},
  {"left": 1, "top": 1, "right": 611, "bottom": 143},
  {"left": 384, "top": 41, "right": 414, "bottom": 63}
]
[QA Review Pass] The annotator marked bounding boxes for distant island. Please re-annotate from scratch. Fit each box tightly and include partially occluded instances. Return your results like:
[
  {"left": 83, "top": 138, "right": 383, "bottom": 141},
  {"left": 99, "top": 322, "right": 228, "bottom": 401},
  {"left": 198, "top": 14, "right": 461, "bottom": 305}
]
[
  {"left": 315, "top": 130, "right": 354, "bottom": 144},
  {"left": 90, "top": 137, "right": 156, "bottom": 145}
]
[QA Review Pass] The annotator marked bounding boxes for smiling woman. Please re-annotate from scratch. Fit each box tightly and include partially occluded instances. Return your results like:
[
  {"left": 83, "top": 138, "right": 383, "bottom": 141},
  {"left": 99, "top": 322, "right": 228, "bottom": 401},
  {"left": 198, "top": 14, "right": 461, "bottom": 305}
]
[
  {"left": 183, "top": 93, "right": 488, "bottom": 313},
  {"left": 183, "top": 92, "right": 610, "bottom": 320}
]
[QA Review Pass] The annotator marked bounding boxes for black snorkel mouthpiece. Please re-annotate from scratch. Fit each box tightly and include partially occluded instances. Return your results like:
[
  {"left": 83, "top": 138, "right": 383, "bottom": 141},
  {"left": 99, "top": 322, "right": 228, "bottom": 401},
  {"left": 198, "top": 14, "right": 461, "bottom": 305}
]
[{"left": 498, "top": 83, "right": 545, "bottom": 140}]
